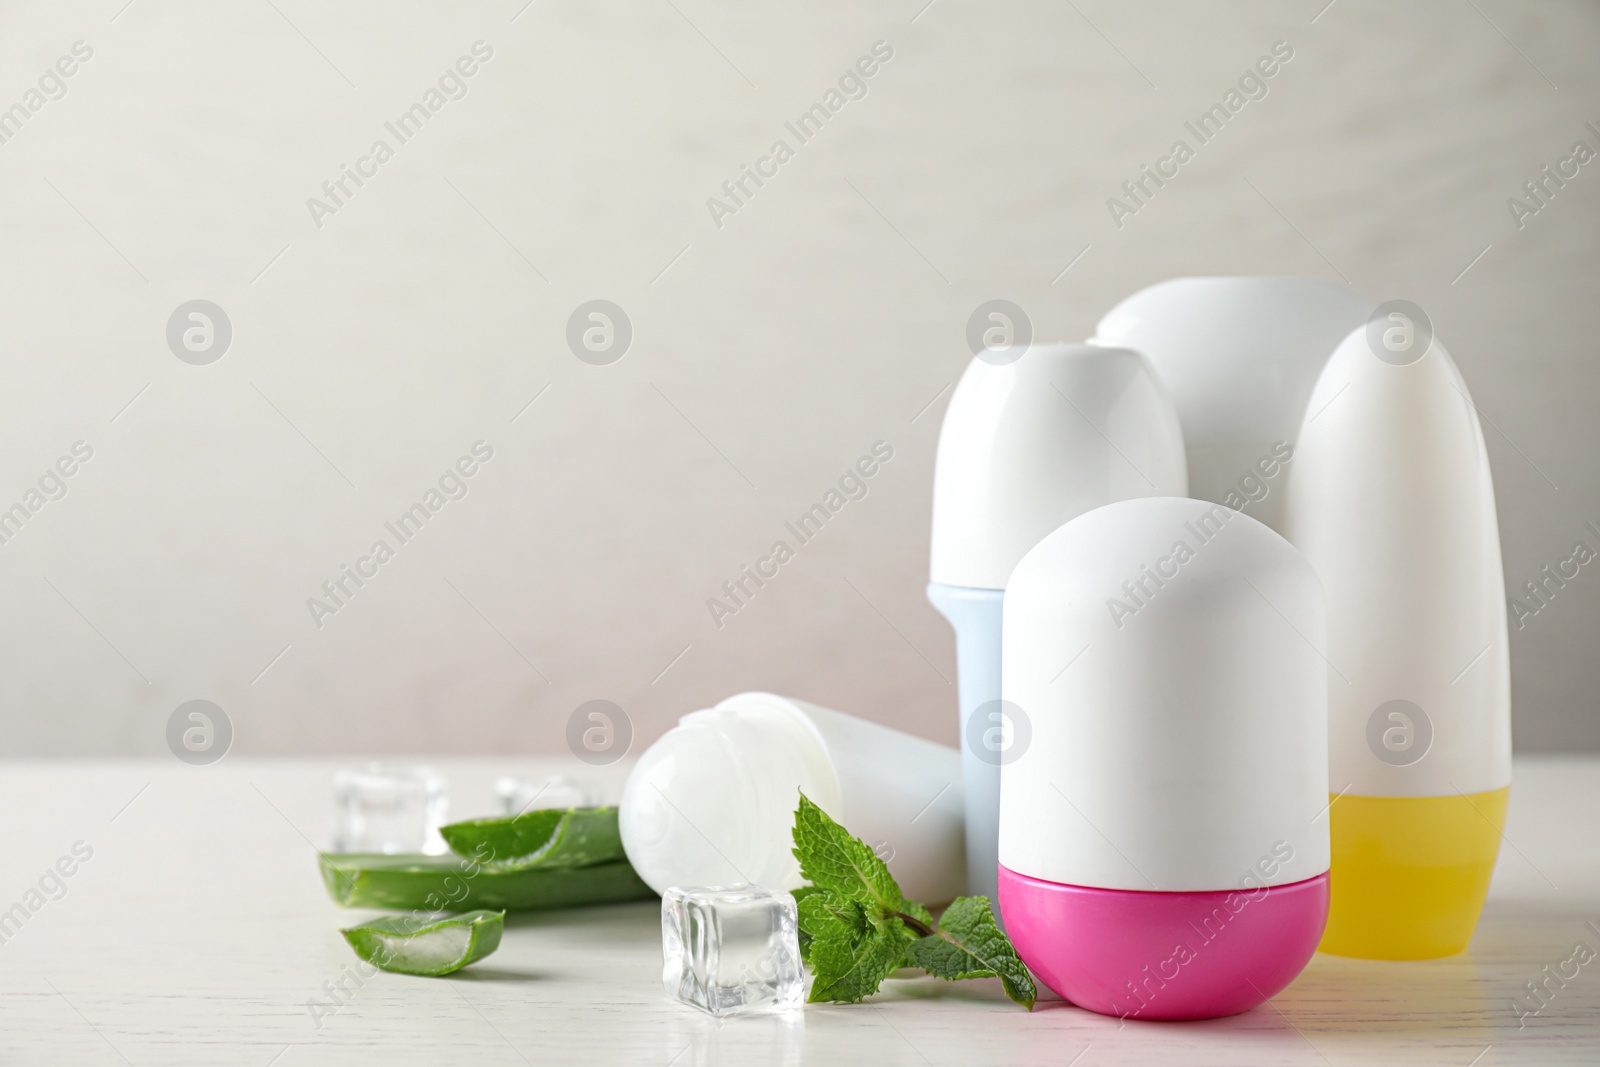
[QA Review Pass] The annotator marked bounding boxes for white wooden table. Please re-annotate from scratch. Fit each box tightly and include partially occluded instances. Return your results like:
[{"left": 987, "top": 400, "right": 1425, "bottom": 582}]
[{"left": 1, "top": 756, "right": 1596, "bottom": 1065}]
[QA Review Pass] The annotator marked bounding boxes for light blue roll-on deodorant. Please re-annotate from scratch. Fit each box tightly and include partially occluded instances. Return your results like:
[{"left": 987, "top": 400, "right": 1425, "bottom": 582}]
[{"left": 927, "top": 341, "right": 1187, "bottom": 902}]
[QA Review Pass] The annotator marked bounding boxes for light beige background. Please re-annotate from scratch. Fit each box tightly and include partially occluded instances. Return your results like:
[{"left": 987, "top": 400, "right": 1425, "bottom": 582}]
[{"left": 0, "top": 0, "right": 1594, "bottom": 758}]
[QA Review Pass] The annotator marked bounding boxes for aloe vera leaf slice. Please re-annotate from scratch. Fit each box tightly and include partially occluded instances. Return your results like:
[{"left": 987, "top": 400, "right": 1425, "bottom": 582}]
[
  {"left": 319, "top": 853, "right": 655, "bottom": 911},
  {"left": 340, "top": 909, "right": 504, "bottom": 976},
  {"left": 438, "top": 806, "right": 625, "bottom": 871}
]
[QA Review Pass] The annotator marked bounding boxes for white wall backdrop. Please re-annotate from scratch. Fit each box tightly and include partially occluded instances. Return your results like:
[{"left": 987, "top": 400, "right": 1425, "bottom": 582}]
[{"left": 0, "top": 0, "right": 1595, "bottom": 758}]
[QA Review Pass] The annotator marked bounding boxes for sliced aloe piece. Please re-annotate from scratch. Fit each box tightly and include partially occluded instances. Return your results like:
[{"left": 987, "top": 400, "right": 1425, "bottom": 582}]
[
  {"left": 341, "top": 909, "right": 504, "bottom": 976},
  {"left": 320, "top": 853, "right": 654, "bottom": 911},
  {"left": 438, "top": 807, "right": 625, "bottom": 871}
]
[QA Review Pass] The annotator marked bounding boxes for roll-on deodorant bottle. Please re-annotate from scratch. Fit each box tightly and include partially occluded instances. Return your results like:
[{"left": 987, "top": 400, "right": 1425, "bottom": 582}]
[
  {"left": 1092, "top": 276, "right": 1373, "bottom": 534},
  {"left": 927, "top": 343, "right": 1185, "bottom": 902},
  {"left": 998, "top": 497, "right": 1330, "bottom": 1019},
  {"left": 619, "top": 693, "right": 966, "bottom": 905},
  {"left": 1284, "top": 317, "right": 1511, "bottom": 959}
]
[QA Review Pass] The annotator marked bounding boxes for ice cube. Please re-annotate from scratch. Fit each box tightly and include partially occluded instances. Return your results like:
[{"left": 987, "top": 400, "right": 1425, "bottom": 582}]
[
  {"left": 494, "top": 773, "right": 600, "bottom": 815},
  {"left": 661, "top": 885, "right": 804, "bottom": 1016},
  {"left": 332, "top": 764, "right": 448, "bottom": 854}
]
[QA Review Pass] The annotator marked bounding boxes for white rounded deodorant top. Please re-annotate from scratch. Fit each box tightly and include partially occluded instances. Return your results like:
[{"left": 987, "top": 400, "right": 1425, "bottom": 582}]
[
  {"left": 1092, "top": 276, "right": 1374, "bottom": 534},
  {"left": 1283, "top": 328, "right": 1511, "bottom": 798},
  {"left": 619, "top": 694, "right": 840, "bottom": 894},
  {"left": 1000, "top": 496, "right": 1330, "bottom": 893},
  {"left": 929, "top": 342, "right": 1186, "bottom": 591},
  {"left": 619, "top": 693, "right": 966, "bottom": 904}
]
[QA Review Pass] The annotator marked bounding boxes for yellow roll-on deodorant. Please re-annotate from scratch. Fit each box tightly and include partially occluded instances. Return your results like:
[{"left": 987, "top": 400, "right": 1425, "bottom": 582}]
[{"left": 1285, "top": 305, "right": 1511, "bottom": 959}]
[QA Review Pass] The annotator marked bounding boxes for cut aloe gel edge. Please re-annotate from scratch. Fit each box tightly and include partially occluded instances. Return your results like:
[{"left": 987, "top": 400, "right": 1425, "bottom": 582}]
[{"left": 341, "top": 909, "right": 504, "bottom": 976}]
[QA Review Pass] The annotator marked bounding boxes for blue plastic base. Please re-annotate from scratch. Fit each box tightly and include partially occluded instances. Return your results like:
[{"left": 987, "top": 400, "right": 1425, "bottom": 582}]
[{"left": 927, "top": 581, "right": 1004, "bottom": 906}]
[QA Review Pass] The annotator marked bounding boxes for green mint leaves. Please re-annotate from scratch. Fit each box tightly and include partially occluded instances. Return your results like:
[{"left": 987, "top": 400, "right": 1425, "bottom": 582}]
[
  {"left": 800, "top": 892, "right": 915, "bottom": 1003},
  {"left": 790, "top": 795, "right": 1036, "bottom": 1009},
  {"left": 903, "top": 896, "right": 1037, "bottom": 1008},
  {"left": 792, "top": 795, "right": 907, "bottom": 911}
]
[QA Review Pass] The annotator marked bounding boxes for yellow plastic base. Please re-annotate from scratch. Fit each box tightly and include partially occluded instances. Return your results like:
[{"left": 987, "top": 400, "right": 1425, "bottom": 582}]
[{"left": 1319, "top": 788, "right": 1509, "bottom": 960}]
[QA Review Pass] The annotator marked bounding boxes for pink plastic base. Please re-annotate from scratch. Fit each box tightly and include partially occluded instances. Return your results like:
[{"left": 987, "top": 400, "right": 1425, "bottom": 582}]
[{"left": 997, "top": 865, "right": 1328, "bottom": 1021}]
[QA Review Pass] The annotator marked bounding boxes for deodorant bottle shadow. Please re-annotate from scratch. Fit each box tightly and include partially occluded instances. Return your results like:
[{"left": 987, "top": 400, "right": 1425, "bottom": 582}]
[
  {"left": 927, "top": 342, "right": 1186, "bottom": 903},
  {"left": 997, "top": 497, "right": 1330, "bottom": 1020}
]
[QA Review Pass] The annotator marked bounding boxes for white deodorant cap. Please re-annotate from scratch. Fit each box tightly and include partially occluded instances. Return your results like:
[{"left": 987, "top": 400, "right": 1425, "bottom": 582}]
[
  {"left": 1092, "top": 276, "right": 1375, "bottom": 533},
  {"left": 929, "top": 342, "right": 1186, "bottom": 590},
  {"left": 1283, "top": 327, "right": 1511, "bottom": 798}
]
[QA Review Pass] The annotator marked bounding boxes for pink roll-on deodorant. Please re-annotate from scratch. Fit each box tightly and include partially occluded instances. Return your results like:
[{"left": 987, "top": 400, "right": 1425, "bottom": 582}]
[{"left": 997, "top": 496, "right": 1330, "bottom": 1020}]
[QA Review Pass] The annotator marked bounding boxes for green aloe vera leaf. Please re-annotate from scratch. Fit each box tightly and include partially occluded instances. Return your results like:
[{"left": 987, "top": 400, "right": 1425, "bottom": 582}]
[
  {"left": 438, "top": 807, "right": 625, "bottom": 871},
  {"left": 340, "top": 909, "right": 504, "bottom": 977},
  {"left": 319, "top": 853, "right": 655, "bottom": 911}
]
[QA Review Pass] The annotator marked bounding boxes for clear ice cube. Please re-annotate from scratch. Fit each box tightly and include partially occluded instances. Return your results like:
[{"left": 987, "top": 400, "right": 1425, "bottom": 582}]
[
  {"left": 661, "top": 885, "right": 804, "bottom": 1017},
  {"left": 494, "top": 773, "right": 600, "bottom": 815},
  {"left": 332, "top": 764, "right": 448, "bottom": 854}
]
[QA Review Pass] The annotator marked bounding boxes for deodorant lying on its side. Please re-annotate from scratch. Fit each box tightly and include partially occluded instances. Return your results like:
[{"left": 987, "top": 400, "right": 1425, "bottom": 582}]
[{"left": 618, "top": 693, "right": 966, "bottom": 906}]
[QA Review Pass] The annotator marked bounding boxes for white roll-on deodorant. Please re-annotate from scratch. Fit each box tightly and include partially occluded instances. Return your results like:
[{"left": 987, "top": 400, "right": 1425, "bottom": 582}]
[
  {"left": 619, "top": 693, "right": 966, "bottom": 905},
  {"left": 998, "top": 496, "right": 1330, "bottom": 1020}
]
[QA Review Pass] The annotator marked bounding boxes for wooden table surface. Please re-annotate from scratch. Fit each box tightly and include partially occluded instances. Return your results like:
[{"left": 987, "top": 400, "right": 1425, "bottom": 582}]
[{"left": 1, "top": 756, "right": 1596, "bottom": 1066}]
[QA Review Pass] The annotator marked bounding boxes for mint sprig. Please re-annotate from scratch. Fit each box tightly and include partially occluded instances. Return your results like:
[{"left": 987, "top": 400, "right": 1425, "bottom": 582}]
[
  {"left": 904, "top": 896, "right": 1037, "bottom": 1007},
  {"left": 792, "top": 795, "right": 906, "bottom": 910},
  {"left": 798, "top": 892, "right": 911, "bottom": 1003},
  {"left": 790, "top": 795, "right": 1036, "bottom": 1009}
]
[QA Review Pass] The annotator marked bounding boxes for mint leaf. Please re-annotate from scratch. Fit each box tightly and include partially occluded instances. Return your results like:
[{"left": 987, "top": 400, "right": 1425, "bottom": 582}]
[
  {"left": 799, "top": 892, "right": 907, "bottom": 1003},
  {"left": 791, "top": 798, "right": 919, "bottom": 1002},
  {"left": 899, "top": 899, "right": 936, "bottom": 930},
  {"left": 792, "top": 886, "right": 823, "bottom": 966},
  {"left": 904, "top": 896, "right": 1037, "bottom": 1010},
  {"left": 791, "top": 794, "right": 905, "bottom": 913},
  {"left": 789, "top": 796, "right": 1034, "bottom": 1009}
]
